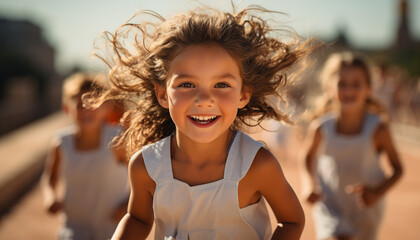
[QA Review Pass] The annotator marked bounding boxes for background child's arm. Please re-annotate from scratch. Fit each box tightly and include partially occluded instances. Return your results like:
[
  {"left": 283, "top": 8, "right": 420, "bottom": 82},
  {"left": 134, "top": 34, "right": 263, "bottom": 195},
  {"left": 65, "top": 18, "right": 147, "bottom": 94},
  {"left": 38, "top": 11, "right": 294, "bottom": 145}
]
[
  {"left": 373, "top": 122, "right": 404, "bottom": 194},
  {"left": 302, "top": 122, "right": 322, "bottom": 204},
  {"left": 112, "top": 144, "right": 129, "bottom": 165},
  {"left": 348, "top": 122, "right": 403, "bottom": 207},
  {"left": 41, "top": 142, "right": 63, "bottom": 214},
  {"left": 252, "top": 148, "right": 305, "bottom": 240},
  {"left": 112, "top": 152, "right": 155, "bottom": 240}
]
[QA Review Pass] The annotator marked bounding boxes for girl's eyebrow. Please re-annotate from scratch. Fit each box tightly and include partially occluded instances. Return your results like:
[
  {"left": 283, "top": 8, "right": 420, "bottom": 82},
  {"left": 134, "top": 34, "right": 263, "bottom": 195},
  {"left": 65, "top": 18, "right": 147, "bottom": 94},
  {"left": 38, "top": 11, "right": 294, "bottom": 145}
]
[
  {"left": 172, "top": 73, "right": 194, "bottom": 80},
  {"left": 172, "top": 73, "right": 237, "bottom": 80},
  {"left": 215, "top": 73, "right": 237, "bottom": 80}
]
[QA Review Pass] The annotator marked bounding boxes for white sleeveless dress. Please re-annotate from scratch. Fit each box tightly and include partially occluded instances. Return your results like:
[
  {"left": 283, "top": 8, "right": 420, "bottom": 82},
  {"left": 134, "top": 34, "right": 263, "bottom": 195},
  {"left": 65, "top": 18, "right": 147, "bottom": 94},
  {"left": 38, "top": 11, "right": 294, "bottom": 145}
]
[
  {"left": 140, "top": 131, "right": 272, "bottom": 240},
  {"left": 313, "top": 113, "right": 386, "bottom": 240},
  {"left": 57, "top": 124, "right": 129, "bottom": 240}
]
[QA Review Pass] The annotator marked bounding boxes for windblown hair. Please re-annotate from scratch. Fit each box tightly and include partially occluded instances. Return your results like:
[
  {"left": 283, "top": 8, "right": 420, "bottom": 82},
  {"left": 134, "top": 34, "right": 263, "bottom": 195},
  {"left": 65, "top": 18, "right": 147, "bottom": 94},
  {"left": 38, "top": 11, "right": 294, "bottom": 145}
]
[
  {"left": 312, "top": 51, "right": 388, "bottom": 120},
  {"left": 91, "top": 5, "right": 316, "bottom": 155}
]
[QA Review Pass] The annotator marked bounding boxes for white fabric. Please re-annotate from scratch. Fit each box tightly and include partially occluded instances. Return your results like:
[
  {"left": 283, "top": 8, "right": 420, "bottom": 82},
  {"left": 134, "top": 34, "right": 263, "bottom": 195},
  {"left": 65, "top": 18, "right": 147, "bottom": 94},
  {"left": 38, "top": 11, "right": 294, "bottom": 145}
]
[
  {"left": 57, "top": 124, "right": 129, "bottom": 240},
  {"left": 313, "top": 113, "right": 386, "bottom": 240},
  {"left": 140, "top": 131, "right": 272, "bottom": 240}
]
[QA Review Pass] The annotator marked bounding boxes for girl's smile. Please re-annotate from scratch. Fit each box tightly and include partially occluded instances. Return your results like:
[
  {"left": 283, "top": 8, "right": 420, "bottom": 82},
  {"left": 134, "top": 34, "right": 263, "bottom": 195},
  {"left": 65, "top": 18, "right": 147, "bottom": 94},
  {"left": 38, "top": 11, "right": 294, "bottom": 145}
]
[{"left": 188, "top": 115, "right": 220, "bottom": 127}]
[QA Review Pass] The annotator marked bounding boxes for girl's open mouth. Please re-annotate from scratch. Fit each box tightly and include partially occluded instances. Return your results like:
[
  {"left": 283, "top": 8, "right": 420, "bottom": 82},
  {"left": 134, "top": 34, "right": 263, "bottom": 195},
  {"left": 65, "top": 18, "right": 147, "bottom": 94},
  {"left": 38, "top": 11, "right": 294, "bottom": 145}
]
[{"left": 188, "top": 115, "right": 219, "bottom": 126}]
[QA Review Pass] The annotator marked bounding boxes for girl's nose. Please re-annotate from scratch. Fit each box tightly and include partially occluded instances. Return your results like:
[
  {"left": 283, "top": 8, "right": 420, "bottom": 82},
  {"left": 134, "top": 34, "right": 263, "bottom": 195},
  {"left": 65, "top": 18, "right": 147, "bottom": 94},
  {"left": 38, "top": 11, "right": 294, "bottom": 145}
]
[{"left": 194, "top": 89, "right": 214, "bottom": 107}]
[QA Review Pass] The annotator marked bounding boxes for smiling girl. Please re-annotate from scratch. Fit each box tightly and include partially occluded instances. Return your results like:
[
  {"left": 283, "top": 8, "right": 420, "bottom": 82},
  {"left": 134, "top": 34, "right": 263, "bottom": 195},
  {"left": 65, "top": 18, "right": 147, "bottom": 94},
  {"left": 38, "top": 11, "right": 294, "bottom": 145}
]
[{"left": 91, "top": 5, "right": 315, "bottom": 240}]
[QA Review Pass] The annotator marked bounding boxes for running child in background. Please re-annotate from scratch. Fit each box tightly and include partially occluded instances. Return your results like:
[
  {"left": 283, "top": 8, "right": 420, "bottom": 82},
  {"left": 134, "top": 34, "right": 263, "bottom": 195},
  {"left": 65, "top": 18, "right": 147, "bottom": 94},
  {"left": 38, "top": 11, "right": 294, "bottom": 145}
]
[
  {"left": 303, "top": 52, "right": 403, "bottom": 240},
  {"left": 91, "top": 4, "right": 317, "bottom": 240},
  {"left": 42, "top": 73, "right": 129, "bottom": 240}
]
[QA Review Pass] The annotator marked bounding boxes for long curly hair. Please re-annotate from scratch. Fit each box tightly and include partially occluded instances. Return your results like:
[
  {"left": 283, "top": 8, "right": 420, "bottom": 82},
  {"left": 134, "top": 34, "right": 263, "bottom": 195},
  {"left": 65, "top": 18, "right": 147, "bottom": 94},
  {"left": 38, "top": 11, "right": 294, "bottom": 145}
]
[{"left": 90, "top": 5, "right": 316, "bottom": 155}]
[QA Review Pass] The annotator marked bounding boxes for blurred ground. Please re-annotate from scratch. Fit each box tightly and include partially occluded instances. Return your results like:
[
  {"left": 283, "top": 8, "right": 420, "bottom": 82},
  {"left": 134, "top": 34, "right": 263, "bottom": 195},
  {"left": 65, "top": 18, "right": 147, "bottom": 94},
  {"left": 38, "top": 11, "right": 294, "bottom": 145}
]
[{"left": 0, "top": 119, "right": 419, "bottom": 240}]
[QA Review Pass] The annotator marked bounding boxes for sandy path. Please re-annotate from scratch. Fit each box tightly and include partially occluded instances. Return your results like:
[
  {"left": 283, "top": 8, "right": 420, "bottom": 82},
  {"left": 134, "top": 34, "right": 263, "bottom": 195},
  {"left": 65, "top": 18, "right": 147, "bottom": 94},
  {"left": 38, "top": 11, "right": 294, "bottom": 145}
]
[{"left": 0, "top": 124, "right": 419, "bottom": 239}]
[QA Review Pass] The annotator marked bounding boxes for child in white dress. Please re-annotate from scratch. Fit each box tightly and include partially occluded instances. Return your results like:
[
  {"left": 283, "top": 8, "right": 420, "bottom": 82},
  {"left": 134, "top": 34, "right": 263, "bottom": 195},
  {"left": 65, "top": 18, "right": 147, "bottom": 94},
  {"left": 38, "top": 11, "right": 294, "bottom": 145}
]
[
  {"left": 303, "top": 53, "right": 403, "bottom": 240},
  {"left": 90, "top": 5, "right": 318, "bottom": 240},
  {"left": 42, "top": 73, "right": 129, "bottom": 240}
]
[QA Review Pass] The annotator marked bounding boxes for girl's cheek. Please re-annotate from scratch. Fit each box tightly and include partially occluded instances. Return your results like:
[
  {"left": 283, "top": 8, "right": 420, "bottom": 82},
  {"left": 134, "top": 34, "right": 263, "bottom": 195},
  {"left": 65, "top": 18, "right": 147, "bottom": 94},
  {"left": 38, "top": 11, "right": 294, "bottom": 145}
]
[{"left": 169, "top": 90, "right": 193, "bottom": 105}]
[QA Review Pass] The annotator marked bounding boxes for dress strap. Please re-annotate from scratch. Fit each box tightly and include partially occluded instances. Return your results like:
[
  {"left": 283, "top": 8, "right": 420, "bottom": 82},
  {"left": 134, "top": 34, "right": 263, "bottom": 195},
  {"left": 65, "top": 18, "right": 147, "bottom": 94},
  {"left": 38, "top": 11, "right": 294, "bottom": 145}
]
[
  {"left": 362, "top": 113, "right": 381, "bottom": 137},
  {"left": 55, "top": 125, "right": 76, "bottom": 153},
  {"left": 317, "top": 113, "right": 336, "bottom": 140},
  {"left": 223, "top": 131, "right": 263, "bottom": 181},
  {"left": 141, "top": 135, "right": 173, "bottom": 182}
]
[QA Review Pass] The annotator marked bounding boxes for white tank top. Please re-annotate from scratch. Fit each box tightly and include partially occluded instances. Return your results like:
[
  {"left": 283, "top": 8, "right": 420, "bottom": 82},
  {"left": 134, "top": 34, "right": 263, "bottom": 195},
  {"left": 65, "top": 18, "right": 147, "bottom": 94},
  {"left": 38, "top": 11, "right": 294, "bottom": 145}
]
[
  {"left": 141, "top": 131, "right": 272, "bottom": 240},
  {"left": 313, "top": 113, "right": 387, "bottom": 239},
  {"left": 58, "top": 124, "right": 129, "bottom": 240},
  {"left": 317, "top": 112, "right": 386, "bottom": 202}
]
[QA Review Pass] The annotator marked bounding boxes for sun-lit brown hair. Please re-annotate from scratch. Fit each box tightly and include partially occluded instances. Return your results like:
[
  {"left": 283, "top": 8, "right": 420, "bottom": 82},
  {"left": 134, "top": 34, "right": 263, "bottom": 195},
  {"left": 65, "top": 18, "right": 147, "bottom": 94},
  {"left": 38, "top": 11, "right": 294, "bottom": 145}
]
[
  {"left": 91, "top": 5, "right": 316, "bottom": 155},
  {"left": 312, "top": 51, "right": 388, "bottom": 119}
]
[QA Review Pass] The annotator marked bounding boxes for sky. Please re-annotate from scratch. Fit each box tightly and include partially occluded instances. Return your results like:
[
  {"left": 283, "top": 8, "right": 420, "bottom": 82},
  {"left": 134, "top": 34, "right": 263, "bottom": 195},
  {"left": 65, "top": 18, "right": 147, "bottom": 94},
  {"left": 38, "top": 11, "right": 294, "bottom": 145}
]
[{"left": 0, "top": 0, "right": 419, "bottom": 74}]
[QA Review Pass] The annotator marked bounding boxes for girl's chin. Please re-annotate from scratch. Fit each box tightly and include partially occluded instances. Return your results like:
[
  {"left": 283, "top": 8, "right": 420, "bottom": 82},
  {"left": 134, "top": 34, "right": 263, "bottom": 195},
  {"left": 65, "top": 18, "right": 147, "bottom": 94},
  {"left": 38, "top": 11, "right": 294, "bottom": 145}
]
[
  {"left": 186, "top": 133, "right": 221, "bottom": 143},
  {"left": 178, "top": 128, "right": 232, "bottom": 144},
  {"left": 340, "top": 105, "right": 365, "bottom": 113}
]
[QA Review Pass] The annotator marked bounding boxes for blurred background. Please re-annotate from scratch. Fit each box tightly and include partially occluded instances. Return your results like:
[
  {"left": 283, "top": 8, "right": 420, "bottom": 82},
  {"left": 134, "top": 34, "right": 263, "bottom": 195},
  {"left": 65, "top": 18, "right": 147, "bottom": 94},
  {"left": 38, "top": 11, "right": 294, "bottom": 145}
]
[
  {"left": 0, "top": 0, "right": 419, "bottom": 239},
  {"left": 0, "top": 0, "right": 419, "bottom": 135}
]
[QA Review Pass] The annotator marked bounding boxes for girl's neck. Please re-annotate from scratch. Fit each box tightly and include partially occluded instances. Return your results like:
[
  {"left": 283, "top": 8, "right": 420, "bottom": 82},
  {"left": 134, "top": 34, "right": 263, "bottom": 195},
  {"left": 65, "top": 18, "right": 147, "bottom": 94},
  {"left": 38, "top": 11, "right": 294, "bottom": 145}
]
[
  {"left": 74, "top": 124, "right": 102, "bottom": 151},
  {"left": 171, "top": 129, "right": 234, "bottom": 166},
  {"left": 336, "top": 109, "right": 366, "bottom": 135}
]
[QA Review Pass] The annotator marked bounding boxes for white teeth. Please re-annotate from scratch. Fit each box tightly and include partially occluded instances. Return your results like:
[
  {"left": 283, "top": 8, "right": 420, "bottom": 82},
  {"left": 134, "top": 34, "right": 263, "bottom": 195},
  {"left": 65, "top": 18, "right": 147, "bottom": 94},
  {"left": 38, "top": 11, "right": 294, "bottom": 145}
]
[{"left": 190, "top": 115, "right": 217, "bottom": 121}]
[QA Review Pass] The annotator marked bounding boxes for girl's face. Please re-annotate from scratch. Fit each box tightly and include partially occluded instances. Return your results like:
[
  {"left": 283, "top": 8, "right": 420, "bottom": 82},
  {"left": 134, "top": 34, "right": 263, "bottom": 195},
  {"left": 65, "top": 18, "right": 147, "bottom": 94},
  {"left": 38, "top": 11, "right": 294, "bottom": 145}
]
[
  {"left": 155, "top": 43, "right": 250, "bottom": 143},
  {"left": 65, "top": 91, "right": 108, "bottom": 128},
  {"left": 335, "top": 66, "right": 371, "bottom": 113}
]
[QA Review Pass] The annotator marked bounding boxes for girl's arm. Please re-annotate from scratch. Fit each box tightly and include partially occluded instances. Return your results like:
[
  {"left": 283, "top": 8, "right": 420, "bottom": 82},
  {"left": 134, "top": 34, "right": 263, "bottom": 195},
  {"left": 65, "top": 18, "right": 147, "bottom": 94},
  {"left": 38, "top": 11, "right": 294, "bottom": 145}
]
[
  {"left": 302, "top": 122, "right": 322, "bottom": 203},
  {"left": 251, "top": 148, "right": 305, "bottom": 240},
  {"left": 111, "top": 197, "right": 129, "bottom": 223},
  {"left": 349, "top": 122, "right": 403, "bottom": 207},
  {"left": 112, "top": 152, "right": 155, "bottom": 240},
  {"left": 374, "top": 122, "right": 404, "bottom": 194},
  {"left": 41, "top": 142, "right": 63, "bottom": 214}
]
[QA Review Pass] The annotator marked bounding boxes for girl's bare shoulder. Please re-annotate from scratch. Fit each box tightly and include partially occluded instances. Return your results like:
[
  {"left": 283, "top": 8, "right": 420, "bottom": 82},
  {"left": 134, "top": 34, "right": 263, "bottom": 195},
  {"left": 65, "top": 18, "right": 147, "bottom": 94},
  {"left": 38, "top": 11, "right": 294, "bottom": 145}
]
[
  {"left": 248, "top": 147, "right": 283, "bottom": 181},
  {"left": 128, "top": 150, "right": 156, "bottom": 191},
  {"left": 374, "top": 120, "right": 390, "bottom": 134},
  {"left": 373, "top": 120, "right": 393, "bottom": 145},
  {"left": 129, "top": 150, "right": 146, "bottom": 168}
]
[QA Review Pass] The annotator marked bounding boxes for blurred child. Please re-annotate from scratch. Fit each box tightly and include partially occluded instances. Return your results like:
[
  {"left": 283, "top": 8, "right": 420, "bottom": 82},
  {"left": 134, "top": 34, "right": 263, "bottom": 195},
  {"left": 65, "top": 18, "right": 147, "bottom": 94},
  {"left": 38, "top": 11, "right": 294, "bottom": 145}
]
[
  {"left": 42, "top": 73, "right": 129, "bottom": 240},
  {"left": 91, "top": 5, "right": 317, "bottom": 240},
  {"left": 303, "top": 52, "right": 403, "bottom": 240}
]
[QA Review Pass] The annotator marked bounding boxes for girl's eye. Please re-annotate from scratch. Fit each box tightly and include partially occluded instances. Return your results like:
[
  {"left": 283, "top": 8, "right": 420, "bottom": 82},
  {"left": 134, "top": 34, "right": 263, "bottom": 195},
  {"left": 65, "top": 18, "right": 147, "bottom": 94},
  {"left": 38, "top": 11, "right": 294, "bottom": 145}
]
[
  {"left": 351, "top": 83, "right": 362, "bottom": 89},
  {"left": 179, "top": 82, "right": 194, "bottom": 88},
  {"left": 338, "top": 81, "right": 348, "bottom": 89},
  {"left": 215, "top": 82, "right": 230, "bottom": 88}
]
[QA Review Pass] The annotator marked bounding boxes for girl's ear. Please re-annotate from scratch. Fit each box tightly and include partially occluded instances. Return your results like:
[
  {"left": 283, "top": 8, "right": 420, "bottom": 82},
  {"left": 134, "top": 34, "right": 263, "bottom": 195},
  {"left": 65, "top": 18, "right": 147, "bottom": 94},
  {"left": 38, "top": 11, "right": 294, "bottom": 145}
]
[
  {"left": 154, "top": 83, "right": 169, "bottom": 109},
  {"left": 238, "top": 87, "right": 252, "bottom": 109}
]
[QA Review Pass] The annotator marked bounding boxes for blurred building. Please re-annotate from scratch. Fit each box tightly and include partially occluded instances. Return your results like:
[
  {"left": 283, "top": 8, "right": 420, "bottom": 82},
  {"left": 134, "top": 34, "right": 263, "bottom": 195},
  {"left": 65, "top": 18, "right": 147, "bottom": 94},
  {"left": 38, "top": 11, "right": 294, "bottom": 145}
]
[
  {"left": 327, "top": 0, "right": 420, "bottom": 77},
  {"left": 387, "top": 0, "right": 420, "bottom": 81},
  {"left": 393, "top": 0, "right": 417, "bottom": 51},
  {"left": 0, "top": 18, "right": 62, "bottom": 136}
]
